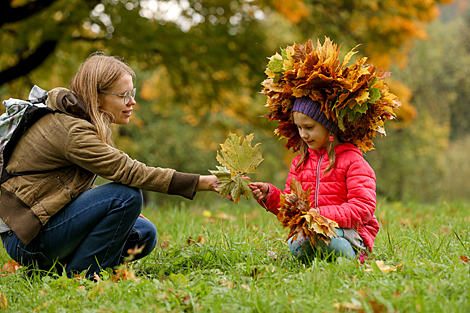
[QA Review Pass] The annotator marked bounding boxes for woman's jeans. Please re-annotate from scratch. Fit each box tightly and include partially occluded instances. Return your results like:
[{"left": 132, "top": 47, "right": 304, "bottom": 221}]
[
  {"left": 1, "top": 183, "right": 157, "bottom": 277},
  {"left": 288, "top": 228, "right": 362, "bottom": 260}
]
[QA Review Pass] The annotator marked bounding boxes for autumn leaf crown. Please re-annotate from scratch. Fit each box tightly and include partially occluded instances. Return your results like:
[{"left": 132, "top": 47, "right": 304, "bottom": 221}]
[{"left": 261, "top": 37, "right": 402, "bottom": 153}]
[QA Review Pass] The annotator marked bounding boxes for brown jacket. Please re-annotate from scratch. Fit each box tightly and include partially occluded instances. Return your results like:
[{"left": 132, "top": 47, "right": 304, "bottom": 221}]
[{"left": 0, "top": 88, "right": 199, "bottom": 245}]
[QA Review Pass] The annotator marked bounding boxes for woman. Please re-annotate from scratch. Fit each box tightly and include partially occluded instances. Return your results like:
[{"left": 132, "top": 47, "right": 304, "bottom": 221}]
[{"left": 0, "top": 53, "right": 219, "bottom": 277}]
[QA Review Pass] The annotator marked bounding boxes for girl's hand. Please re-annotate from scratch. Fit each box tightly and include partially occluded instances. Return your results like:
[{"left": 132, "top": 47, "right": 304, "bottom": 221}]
[
  {"left": 248, "top": 182, "right": 269, "bottom": 201},
  {"left": 309, "top": 207, "right": 319, "bottom": 214},
  {"left": 196, "top": 175, "right": 218, "bottom": 192}
]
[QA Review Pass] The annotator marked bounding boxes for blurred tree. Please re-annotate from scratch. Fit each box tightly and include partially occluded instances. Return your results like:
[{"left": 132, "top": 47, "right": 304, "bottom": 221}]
[
  {"left": 0, "top": 0, "right": 458, "bottom": 203},
  {"left": 366, "top": 3, "right": 470, "bottom": 201}
]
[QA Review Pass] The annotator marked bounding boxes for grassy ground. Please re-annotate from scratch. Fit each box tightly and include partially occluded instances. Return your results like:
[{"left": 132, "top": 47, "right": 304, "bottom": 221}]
[{"left": 0, "top": 198, "right": 469, "bottom": 312}]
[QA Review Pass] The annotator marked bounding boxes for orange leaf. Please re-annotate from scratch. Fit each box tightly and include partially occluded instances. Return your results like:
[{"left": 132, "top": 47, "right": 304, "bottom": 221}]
[
  {"left": 0, "top": 293, "right": 7, "bottom": 310},
  {"left": 112, "top": 268, "right": 136, "bottom": 282},
  {"left": 1, "top": 260, "right": 20, "bottom": 274},
  {"left": 460, "top": 255, "right": 469, "bottom": 263}
]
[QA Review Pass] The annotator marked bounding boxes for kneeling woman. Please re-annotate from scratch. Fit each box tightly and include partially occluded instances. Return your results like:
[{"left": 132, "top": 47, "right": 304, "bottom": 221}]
[{"left": 0, "top": 54, "right": 219, "bottom": 277}]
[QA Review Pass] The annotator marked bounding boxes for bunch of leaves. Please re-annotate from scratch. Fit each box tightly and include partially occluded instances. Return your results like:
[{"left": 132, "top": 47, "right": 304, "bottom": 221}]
[
  {"left": 209, "top": 133, "right": 263, "bottom": 204},
  {"left": 261, "top": 37, "right": 402, "bottom": 152},
  {"left": 277, "top": 178, "right": 338, "bottom": 245}
]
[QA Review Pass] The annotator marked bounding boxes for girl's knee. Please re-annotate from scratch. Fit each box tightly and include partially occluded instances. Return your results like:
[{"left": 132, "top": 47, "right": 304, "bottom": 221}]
[{"left": 288, "top": 235, "right": 314, "bottom": 259}]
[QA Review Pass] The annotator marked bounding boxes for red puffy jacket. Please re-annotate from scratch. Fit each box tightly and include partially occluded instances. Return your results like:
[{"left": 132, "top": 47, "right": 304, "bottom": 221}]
[{"left": 261, "top": 142, "right": 380, "bottom": 251}]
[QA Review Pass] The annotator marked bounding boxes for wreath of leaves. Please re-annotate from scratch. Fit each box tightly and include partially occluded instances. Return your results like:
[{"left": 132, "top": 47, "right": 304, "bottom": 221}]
[{"left": 261, "top": 37, "right": 402, "bottom": 153}]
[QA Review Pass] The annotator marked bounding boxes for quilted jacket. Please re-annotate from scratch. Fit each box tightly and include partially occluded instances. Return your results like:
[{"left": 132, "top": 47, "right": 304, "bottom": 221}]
[{"left": 261, "top": 142, "right": 379, "bottom": 251}]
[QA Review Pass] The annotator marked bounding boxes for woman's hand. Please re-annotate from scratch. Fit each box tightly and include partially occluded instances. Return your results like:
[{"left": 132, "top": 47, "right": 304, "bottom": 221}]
[
  {"left": 248, "top": 182, "right": 269, "bottom": 201},
  {"left": 196, "top": 175, "right": 218, "bottom": 192}
]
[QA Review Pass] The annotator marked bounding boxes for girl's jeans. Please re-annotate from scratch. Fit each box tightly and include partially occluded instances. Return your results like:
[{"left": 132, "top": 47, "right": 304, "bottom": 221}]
[
  {"left": 0, "top": 183, "right": 157, "bottom": 277},
  {"left": 288, "top": 228, "right": 362, "bottom": 260}
]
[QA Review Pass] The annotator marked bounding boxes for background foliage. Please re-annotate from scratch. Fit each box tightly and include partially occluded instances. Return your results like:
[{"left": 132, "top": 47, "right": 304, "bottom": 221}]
[{"left": 1, "top": 0, "right": 469, "bottom": 203}]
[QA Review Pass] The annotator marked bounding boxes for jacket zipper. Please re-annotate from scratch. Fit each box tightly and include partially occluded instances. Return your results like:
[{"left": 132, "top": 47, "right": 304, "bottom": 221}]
[
  {"left": 57, "top": 174, "right": 75, "bottom": 200},
  {"left": 315, "top": 153, "right": 324, "bottom": 208}
]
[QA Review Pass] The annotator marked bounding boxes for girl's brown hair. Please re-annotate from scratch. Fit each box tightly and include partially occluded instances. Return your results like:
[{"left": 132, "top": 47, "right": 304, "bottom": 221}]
[
  {"left": 294, "top": 134, "right": 336, "bottom": 175},
  {"left": 293, "top": 109, "right": 338, "bottom": 174},
  {"left": 69, "top": 52, "right": 135, "bottom": 145}
]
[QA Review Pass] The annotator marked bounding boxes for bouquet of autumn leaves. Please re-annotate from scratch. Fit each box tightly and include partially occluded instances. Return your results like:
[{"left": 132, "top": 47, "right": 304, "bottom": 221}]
[
  {"left": 278, "top": 178, "right": 339, "bottom": 246},
  {"left": 209, "top": 133, "right": 338, "bottom": 246},
  {"left": 209, "top": 133, "right": 263, "bottom": 204}
]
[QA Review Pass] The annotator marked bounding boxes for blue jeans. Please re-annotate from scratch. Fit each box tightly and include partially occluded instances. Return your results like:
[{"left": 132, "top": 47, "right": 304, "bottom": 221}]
[
  {"left": 1, "top": 183, "right": 157, "bottom": 277},
  {"left": 288, "top": 228, "right": 361, "bottom": 260}
]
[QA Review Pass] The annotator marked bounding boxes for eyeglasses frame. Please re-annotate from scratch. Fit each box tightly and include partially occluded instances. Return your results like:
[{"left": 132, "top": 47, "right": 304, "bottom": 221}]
[{"left": 99, "top": 87, "right": 136, "bottom": 104}]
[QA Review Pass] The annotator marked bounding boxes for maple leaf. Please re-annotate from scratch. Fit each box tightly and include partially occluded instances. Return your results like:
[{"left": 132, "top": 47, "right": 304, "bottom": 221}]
[
  {"left": 209, "top": 133, "right": 263, "bottom": 203},
  {"left": 277, "top": 178, "right": 338, "bottom": 246},
  {"left": 216, "top": 133, "right": 263, "bottom": 177}
]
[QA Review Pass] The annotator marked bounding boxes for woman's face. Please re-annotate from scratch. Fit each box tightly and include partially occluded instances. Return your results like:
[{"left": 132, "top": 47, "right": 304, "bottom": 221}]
[
  {"left": 293, "top": 111, "right": 330, "bottom": 150},
  {"left": 99, "top": 74, "right": 136, "bottom": 125}
]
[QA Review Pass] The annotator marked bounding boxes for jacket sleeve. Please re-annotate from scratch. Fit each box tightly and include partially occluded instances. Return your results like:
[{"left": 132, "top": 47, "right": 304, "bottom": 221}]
[
  {"left": 64, "top": 120, "right": 198, "bottom": 198},
  {"left": 318, "top": 158, "right": 376, "bottom": 229},
  {"left": 258, "top": 156, "right": 300, "bottom": 215}
]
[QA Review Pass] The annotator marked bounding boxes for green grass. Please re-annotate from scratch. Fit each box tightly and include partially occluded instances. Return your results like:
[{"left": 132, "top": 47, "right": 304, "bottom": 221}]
[{"left": 1, "top": 199, "right": 469, "bottom": 312}]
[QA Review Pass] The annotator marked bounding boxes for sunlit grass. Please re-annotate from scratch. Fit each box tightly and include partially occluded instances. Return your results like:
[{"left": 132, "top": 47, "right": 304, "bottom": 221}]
[{"left": 0, "top": 198, "right": 469, "bottom": 312}]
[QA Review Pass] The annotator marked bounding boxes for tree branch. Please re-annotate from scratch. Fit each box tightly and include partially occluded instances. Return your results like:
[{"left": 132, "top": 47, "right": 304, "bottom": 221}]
[
  {"left": 0, "top": 40, "right": 58, "bottom": 87},
  {"left": 0, "top": 0, "right": 58, "bottom": 27}
]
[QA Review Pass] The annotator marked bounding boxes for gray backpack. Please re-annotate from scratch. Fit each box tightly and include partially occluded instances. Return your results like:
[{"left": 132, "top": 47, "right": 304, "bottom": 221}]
[{"left": 0, "top": 86, "right": 55, "bottom": 184}]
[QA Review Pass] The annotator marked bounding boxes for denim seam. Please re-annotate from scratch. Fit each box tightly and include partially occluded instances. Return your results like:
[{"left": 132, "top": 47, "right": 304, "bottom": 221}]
[{"left": 101, "top": 196, "right": 137, "bottom": 264}]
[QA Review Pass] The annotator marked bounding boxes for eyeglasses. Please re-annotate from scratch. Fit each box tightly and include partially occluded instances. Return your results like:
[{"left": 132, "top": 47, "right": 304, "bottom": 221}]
[{"left": 99, "top": 88, "right": 136, "bottom": 104}]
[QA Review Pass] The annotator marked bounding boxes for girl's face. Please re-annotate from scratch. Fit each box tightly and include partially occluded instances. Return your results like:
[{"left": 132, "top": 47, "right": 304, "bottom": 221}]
[
  {"left": 293, "top": 111, "right": 330, "bottom": 150},
  {"left": 99, "top": 74, "right": 136, "bottom": 125}
]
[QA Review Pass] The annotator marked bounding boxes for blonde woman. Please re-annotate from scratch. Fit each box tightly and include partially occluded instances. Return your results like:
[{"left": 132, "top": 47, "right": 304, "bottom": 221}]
[{"left": 0, "top": 53, "right": 218, "bottom": 277}]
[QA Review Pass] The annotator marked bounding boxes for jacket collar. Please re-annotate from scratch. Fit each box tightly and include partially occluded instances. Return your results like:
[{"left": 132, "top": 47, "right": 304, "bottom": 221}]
[{"left": 309, "top": 142, "right": 363, "bottom": 158}]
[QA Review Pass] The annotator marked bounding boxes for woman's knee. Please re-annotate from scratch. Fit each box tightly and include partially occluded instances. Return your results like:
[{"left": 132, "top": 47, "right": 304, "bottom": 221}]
[{"left": 100, "top": 183, "right": 143, "bottom": 211}]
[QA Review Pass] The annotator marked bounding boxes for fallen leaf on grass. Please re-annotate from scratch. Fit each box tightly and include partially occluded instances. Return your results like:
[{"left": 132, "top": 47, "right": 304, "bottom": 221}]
[
  {"left": 1, "top": 260, "right": 20, "bottom": 276},
  {"left": 112, "top": 268, "right": 136, "bottom": 282},
  {"left": 241, "top": 284, "right": 251, "bottom": 292},
  {"left": 460, "top": 255, "right": 469, "bottom": 263},
  {"left": 0, "top": 293, "right": 7, "bottom": 310},
  {"left": 220, "top": 280, "right": 236, "bottom": 289},
  {"left": 197, "top": 235, "right": 205, "bottom": 244},
  {"left": 216, "top": 212, "right": 236, "bottom": 221},
  {"left": 333, "top": 302, "right": 362, "bottom": 311},
  {"left": 365, "top": 260, "right": 401, "bottom": 273},
  {"left": 160, "top": 240, "right": 170, "bottom": 249},
  {"left": 187, "top": 235, "right": 206, "bottom": 245},
  {"left": 202, "top": 210, "right": 212, "bottom": 218}
]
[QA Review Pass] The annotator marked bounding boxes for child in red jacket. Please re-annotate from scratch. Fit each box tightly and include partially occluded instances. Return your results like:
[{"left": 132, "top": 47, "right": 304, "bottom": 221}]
[{"left": 249, "top": 38, "right": 401, "bottom": 260}]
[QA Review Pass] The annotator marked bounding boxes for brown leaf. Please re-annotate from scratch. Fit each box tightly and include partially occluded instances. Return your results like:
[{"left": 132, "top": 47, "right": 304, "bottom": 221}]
[{"left": 277, "top": 178, "right": 338, "bottom": 246}]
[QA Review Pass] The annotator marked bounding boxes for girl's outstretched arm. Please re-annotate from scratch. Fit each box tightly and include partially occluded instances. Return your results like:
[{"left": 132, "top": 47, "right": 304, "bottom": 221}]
[{"left": 249, "top": 182, "right": 269, "bottom": 200}]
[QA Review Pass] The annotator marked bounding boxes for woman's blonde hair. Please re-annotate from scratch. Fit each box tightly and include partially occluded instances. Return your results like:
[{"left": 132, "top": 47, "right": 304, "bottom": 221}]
[{"left": 69, "top": 52, "right": 135, "bottom": 145}]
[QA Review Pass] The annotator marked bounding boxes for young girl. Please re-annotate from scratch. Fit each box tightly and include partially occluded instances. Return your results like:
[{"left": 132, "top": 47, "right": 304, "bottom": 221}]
[{"left": 249, "top": 38, "right": 400, "bottom": 260}]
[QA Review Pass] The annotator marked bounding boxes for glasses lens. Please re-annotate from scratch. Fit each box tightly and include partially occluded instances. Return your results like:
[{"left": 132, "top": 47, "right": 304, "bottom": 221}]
[{"left": 124, "top": 88, "right": 136, "bottom": 104}]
